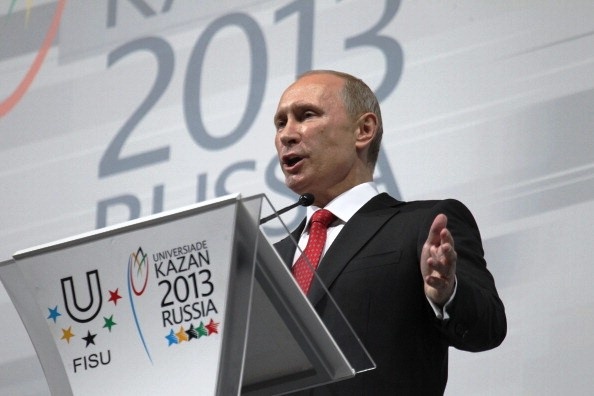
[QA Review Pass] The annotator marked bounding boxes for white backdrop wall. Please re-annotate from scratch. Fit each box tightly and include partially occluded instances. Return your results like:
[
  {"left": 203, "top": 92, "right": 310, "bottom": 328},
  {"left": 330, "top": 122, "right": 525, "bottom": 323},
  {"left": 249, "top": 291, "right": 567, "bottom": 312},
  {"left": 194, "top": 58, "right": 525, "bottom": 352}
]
[{"left": 1, "top": 1, "right": 593, "bottom": 394}]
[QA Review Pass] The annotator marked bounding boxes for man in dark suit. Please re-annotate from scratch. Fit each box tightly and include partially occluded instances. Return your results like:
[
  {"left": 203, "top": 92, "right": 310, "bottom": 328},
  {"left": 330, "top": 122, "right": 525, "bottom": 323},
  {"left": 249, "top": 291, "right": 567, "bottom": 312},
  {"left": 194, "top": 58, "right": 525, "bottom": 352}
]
[{"left": 272, "top": 70, "right": 506, "bottom": 395}]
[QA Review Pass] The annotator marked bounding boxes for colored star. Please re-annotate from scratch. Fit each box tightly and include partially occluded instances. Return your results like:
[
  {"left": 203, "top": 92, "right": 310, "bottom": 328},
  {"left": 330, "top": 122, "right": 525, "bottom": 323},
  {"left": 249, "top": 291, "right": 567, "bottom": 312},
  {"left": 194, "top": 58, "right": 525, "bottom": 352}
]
[
  {"left": 82, "top": 330, "right": 97, "bottom": 347},
  {"left": 196, "top": 322, "right": 208, "bottom": 338},
  {"left": 176, "top": 326, "right": 188, "bottom": 343},
  {"left": 61, "top": 326, "right": 75, "bottom": 343},
  {"left": 47, "top": 306, "right": 61, "bottom": 323},
  {"left": 165, "top": 329, "right": 178, "bottom": 346},
  {"left": 108, "top": 289, "right": 122, "bottom": 305},
  {"left": 103, "top": 315, "right": 117, "bottom": 332},
  {"left": 205, "top": 319, "right": 219, "bottom": 335},
  {"left": 186, "top": 324, "right": 199, "bottom": 340}
]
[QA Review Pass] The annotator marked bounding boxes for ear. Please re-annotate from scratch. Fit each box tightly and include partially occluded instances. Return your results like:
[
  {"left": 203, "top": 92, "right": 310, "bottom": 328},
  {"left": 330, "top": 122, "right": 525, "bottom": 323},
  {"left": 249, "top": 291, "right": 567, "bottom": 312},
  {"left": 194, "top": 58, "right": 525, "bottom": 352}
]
[{"left": 354, "top": 112, "right": 378, "bottom": 151}]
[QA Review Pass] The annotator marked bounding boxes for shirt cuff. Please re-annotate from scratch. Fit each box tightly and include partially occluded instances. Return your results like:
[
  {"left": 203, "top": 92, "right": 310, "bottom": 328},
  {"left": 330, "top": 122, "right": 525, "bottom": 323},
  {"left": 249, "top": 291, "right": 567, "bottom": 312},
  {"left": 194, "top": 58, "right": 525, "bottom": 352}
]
[{"left": 427, "top": 276, "right": 457, "bottom": 320}]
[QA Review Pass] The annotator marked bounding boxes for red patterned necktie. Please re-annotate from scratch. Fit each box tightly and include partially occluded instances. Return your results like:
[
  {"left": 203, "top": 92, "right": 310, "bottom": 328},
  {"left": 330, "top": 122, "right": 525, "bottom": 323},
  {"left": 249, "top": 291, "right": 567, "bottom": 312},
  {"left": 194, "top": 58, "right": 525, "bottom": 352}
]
[{"left": 292, "top": 209, "right": 336, "bottom": 294}]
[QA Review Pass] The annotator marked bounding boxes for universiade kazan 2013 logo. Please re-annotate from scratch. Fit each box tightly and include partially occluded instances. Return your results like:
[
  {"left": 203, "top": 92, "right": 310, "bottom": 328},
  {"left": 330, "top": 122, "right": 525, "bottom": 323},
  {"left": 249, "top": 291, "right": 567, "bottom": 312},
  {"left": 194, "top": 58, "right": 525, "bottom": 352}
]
[
  {"left": 0, "top": 0, "right": 66, "bottom": 117},
  {"left": 45, "top": 245, "right": 220, "bottom": 373},
  {"left": 127, "top": 246, "right": 221, "bottom": 363}
]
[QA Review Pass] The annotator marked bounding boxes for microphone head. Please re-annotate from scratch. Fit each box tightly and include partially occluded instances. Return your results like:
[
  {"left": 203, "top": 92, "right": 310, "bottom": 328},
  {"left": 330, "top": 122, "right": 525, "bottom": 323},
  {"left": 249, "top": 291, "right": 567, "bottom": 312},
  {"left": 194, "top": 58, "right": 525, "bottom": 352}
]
[{"left": 298, "top": 193, "right": 315, "bottom": 207}]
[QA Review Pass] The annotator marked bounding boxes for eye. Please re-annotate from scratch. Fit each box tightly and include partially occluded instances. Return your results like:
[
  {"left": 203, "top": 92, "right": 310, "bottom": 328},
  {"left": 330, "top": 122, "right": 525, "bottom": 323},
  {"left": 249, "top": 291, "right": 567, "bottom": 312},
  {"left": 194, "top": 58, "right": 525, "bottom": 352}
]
[
  {"left": 274, "top": 117, "right": 286, "bottom": 131},
  {"left": 301, "top": 110, "right": 317, "bottom": 120}
]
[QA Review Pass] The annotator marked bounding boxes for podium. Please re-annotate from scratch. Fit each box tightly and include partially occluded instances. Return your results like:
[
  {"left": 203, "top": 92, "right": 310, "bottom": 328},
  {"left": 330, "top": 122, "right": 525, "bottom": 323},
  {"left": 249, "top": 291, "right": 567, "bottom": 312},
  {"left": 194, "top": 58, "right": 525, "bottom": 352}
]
[{"left": 0, "top": 194, "right": 373, "bottom": 395}]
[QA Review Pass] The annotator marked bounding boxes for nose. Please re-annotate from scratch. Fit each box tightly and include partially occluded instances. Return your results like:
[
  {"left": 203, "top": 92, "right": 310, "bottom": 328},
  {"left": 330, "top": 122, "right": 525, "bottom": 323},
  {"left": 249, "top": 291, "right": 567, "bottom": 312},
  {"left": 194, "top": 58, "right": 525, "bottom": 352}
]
[{"left": 277, "top": 119, "right": 300, "bottom": 147}]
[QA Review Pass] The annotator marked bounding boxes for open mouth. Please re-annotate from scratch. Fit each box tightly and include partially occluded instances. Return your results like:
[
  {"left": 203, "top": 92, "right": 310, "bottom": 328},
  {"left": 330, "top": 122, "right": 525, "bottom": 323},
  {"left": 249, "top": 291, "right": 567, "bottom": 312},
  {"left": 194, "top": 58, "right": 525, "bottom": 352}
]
[
  {"left": 285, "top": 156, "right": 302, "bottom": 167},
  {"left": 282, "top": 153, "right": 304, "bottom": 168}
]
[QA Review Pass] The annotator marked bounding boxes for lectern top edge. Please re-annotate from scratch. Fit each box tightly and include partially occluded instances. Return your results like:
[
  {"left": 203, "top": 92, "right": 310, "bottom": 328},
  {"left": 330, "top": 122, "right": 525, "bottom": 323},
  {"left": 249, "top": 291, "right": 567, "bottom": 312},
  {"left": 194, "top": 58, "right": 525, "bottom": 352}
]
[{"left": 13, "top": 194, "right": 242, "bottom": 260}]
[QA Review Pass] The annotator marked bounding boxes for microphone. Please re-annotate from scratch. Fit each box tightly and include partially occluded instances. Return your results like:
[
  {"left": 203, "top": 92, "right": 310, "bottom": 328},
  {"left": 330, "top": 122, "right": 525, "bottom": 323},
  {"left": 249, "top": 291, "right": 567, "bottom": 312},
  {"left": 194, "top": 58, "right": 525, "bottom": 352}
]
[{"left": 259, "top": 193, "right": 315, "bottom": 224}]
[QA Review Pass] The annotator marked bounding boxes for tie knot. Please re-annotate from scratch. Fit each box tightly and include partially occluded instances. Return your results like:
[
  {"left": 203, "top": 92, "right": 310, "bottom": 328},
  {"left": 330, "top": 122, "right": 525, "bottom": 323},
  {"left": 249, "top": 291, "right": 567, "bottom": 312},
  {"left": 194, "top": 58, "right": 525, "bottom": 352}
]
[{"left": 311, "top": 209, "right": 335, "bottom": 228}]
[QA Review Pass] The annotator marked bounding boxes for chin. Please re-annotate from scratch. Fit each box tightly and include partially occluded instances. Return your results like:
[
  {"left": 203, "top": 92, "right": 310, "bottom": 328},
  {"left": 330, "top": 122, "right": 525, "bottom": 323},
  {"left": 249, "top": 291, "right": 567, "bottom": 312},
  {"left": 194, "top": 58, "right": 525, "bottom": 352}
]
[{"left": 285, "top": 179, "right": 309, "bottom": 196}]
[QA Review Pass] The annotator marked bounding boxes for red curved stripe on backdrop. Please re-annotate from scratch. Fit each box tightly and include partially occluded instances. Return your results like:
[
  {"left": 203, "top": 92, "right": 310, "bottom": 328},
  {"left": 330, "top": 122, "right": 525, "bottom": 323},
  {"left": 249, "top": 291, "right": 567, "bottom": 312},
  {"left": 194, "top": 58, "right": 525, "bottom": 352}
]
[{"left": 0, "top": 0, "right": 67, "bottom": 117}]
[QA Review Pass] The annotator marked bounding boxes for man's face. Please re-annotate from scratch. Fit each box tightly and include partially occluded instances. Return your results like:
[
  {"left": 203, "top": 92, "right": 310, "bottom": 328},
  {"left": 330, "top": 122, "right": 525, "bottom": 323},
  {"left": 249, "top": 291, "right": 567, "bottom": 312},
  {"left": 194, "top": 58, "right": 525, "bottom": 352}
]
[{"left": 274, "top": 74, "right": 363, "bottom": 206}]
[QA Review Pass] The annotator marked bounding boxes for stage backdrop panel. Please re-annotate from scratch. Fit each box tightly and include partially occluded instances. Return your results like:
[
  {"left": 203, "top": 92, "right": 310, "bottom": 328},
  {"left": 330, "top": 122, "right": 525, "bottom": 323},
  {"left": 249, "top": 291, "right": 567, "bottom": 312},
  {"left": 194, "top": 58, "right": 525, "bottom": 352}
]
[{"left": 2, "top": 1, "right": 594, "bottom": 394}]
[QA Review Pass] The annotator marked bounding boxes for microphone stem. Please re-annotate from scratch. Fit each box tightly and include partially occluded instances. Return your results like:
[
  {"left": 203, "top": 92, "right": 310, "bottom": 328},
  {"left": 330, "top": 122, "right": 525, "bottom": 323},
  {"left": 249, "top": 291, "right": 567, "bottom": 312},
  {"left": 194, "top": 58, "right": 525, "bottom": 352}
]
[
  {"left": 259, "top": 202, "right": 299, "bottom": 225},
  {"left": 259, "top": 193, "right": 315, "bottom": 225}
]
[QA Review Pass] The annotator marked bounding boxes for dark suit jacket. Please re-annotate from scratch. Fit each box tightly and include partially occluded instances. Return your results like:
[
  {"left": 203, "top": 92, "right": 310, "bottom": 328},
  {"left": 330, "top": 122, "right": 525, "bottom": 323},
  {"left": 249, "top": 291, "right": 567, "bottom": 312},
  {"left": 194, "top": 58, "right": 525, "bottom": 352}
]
[{"left": 274, "top": 193, "right": 506, "bottom": 395}]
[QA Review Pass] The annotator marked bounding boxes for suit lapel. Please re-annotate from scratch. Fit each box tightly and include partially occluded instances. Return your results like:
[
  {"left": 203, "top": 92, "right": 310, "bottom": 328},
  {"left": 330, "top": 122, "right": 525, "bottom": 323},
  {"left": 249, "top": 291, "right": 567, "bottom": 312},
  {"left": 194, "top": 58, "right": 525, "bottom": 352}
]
[
  {"left": 274, "top": 219, "right": 305, "bottom": 268},
  {"left": 308, "top": 193, "right": 402, "bottom": 306}
]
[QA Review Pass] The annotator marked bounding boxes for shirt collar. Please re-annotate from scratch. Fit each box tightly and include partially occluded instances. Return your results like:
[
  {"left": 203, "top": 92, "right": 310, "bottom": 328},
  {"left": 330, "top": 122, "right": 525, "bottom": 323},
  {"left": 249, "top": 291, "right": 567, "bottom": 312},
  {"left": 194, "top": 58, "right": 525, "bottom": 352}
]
[{"left": 304, "top": 182, "right": 380, "bottom": 227}]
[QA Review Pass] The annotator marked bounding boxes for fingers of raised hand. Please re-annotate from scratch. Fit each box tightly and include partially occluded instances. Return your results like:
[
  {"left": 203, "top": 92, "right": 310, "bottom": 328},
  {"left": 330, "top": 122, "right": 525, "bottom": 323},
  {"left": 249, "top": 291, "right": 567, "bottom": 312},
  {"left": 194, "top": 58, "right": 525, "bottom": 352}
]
[
  {"left": 425, "top": 249, "right": 456, "bottom": 305},
  {"left": 428, "top": 238, "right": 456, "bottom": 276}
]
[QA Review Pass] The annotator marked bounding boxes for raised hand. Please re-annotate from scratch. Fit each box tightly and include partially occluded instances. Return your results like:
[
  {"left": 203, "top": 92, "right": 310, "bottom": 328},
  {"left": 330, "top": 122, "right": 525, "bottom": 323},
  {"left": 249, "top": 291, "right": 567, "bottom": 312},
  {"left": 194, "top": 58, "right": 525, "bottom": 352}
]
[{"left": 421, "top": 214, "right": 457, "bottom": 306}]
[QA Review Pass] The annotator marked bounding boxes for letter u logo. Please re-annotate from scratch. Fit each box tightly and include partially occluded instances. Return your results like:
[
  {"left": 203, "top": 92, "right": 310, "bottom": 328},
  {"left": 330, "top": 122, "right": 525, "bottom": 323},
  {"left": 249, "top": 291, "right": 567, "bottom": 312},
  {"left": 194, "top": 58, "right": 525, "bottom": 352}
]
[{"left": 61, "top": 270, "right": 103, "bottom": 323}]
